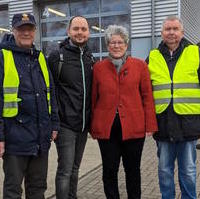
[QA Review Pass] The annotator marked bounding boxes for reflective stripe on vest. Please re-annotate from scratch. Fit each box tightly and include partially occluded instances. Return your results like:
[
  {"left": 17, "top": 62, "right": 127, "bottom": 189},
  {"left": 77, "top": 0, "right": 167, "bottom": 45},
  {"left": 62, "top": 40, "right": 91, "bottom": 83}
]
[
  {"left": 149, "top": 45, "right": 200, "bottom": 114},
  {"left": 2, "top": 49, "right": 51, "bottom": 117}
]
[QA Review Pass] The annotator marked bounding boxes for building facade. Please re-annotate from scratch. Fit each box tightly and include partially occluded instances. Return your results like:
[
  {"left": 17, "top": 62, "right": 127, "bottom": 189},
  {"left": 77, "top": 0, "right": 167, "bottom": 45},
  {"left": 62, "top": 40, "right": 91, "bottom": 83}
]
[{"left": 0, "top": 0, "right": 200, "bottom": 59}]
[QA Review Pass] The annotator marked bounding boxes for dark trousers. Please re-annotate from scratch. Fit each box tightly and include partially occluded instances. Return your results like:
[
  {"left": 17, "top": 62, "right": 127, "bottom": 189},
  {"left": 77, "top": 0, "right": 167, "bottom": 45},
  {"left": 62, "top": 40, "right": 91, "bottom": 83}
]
[
  {"left": 55, "top": 127, "right": 88, "bottom": 199},
  {"left": 3, "top": 153, "right": 48, "bottom": 199},
  {"left": 98, "top": 115, "right": 145, "bottom": 199}
]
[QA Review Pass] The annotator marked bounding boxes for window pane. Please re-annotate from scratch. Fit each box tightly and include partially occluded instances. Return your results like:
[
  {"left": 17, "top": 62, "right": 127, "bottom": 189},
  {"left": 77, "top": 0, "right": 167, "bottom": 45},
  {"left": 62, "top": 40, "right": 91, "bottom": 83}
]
[
  {"left": 96, "top": 57, "right": 101, "bottom": 61},
  {"left": 87, "top": 37, "right": 100, "bottom": 53},
  {"left": 40, "top": 0, "right": 130, "bottom": 59},
  {"left": 101, "top": 36, "right": 107, "bottom": 52},
  {"left": 87, "top": 18, "right": 100, "bottom": 34},
  {"left": 0, "top": 5, "right": 9, "bottom": 41},
  {"left": 42, "top": 21, "right": 67, "bottom": 37},
  {"left": 41, "top": 3, "right": 69, "bottom": 19},
  {"left": 101, "top": 0, "right": 129, "bottom": 12},
  {"left": 70, "top": 0, "right": 99, "bottom": 15},
  {"left": 101, "top": 15, "right": 129, "bottom": 31},
  {"left": 42, "top": 41, "right": 60, "bottom": 56}
]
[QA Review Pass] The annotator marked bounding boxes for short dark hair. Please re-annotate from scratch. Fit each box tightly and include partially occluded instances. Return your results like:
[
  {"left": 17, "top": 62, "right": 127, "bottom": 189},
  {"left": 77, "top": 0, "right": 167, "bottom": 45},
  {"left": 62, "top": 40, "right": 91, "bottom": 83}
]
[{"left": 67, "top": 15, "right": 88, "bottom": 29}]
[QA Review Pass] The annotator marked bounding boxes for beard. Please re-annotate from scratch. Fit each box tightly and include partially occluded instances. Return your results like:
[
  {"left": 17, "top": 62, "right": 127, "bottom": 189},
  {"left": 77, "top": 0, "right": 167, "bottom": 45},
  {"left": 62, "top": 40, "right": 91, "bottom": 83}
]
[{"left": 70, "top": 37, "right": 88, "bottom": 47}]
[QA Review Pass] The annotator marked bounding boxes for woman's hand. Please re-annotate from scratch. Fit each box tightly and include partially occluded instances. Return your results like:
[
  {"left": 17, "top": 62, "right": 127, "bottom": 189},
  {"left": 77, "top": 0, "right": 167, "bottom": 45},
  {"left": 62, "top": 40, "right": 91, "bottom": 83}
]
[
  {"left": 51, "top": 131, "right": 58, "bottom": 141},
  {"left": 0, "top": 141, "right": 5, "bottom": 158},
  {"left": 145, "top": 132, "right": 154, "bottom": 136}
]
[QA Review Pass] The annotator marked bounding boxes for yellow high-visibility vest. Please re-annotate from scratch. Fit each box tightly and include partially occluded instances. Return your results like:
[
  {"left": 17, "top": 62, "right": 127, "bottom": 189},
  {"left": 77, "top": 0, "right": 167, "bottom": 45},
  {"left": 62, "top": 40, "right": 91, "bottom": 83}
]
[
  {"left": 2, "top": 49, "right": 51, "bottom": 117},
  {"left": 148, "top": 45, "right": 200, "bottom": 114}
]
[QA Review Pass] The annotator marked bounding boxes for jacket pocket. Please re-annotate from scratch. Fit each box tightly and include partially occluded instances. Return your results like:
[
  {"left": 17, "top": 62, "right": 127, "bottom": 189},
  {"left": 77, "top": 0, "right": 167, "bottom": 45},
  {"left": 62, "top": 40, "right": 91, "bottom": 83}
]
[
  {"left": 4, "top": 114, "right": 36, "bottom": 145},
  {"left": 91, "top": 108, "right": 113, "bottom": 138},
  {"left": 15, "top": 113, "right": 32, "bottom": 124}
]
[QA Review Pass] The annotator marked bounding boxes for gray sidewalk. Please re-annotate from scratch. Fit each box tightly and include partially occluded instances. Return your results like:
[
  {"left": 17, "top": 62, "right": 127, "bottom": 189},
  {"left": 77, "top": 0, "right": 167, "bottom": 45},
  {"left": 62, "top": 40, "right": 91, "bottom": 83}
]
[
  {"left": 0, "top": 137, "right": 102, "bottom": 199},
  {"left": 1, "top": 137, "right": 200, "bottom": 198},
  {"left": 75, "top": 137, "right": 200, "bottom": 199},
  {"left": 49, "top": 136, "right": 200, "bottom": 199}
]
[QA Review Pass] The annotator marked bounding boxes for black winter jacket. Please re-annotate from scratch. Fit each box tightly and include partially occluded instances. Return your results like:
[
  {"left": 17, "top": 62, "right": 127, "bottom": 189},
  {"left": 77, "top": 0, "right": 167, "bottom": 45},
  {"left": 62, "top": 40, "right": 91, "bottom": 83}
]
[
  {"left": 48, "top": 38, "right": 94, "bottom": 132},
  {"left": 0, "top": 34, "right": 59, "bottom": 155},
  {"left": 147, "top": 38, "right": 200, "bottom": 142}
]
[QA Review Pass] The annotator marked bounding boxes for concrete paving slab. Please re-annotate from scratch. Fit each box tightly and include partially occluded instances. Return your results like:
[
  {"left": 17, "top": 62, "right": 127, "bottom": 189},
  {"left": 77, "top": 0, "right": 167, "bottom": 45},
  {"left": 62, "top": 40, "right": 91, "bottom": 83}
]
[
  {"left": 75, "top": 137, "right": 200, "bottom": 199},
  {"left": 1, "top": 137, "right": 200, "bottom": 199},
  {"left": 0, "top": 136, "right": 101, "bottom": 199}
]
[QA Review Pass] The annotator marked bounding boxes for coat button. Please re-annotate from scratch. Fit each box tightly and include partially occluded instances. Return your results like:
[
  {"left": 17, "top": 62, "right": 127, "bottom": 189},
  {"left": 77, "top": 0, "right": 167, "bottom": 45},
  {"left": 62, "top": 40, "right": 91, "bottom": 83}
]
[
  {"left": 19, "top": 119, "right": 23, "bottom": 123},
  {"left": 36, "top": 93, "right": 40, "bottom": 97}
]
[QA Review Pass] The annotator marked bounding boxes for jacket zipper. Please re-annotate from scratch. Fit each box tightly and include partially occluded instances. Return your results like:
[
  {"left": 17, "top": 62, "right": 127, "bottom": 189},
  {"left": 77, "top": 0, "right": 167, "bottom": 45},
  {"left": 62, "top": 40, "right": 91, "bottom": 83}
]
[
  {"left": 80, "top": 47, "right": 86, "bottom": 132},
  {"left": 170, "top": 54, "right": 174, "bottom": 103}
]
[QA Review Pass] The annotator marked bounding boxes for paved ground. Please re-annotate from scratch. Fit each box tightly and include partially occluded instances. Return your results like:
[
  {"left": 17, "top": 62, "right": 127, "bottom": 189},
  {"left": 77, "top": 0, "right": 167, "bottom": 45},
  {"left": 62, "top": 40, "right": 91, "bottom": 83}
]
[
  {"left": 1, "top": 136, "right": 200, "bottom": 199},
  {"left": 75, "top": 137, "right": 200, "bottom": 199}
]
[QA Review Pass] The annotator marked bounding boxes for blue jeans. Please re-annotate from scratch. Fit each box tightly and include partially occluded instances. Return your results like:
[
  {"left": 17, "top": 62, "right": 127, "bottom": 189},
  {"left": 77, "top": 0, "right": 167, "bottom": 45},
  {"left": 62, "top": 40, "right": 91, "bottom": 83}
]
[
  {"left": 156, "top": 140, "right": 197, "bottom": 199},
  {"left": 55, "top": 127, "right": 88, "bottom": 199}
]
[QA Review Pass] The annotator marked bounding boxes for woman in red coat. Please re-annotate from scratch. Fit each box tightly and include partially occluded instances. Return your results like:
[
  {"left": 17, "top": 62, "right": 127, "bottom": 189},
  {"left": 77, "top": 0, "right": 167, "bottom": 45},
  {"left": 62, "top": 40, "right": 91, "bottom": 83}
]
[{"left": 91, "top": 25, "right": 158, "bottom": 199}]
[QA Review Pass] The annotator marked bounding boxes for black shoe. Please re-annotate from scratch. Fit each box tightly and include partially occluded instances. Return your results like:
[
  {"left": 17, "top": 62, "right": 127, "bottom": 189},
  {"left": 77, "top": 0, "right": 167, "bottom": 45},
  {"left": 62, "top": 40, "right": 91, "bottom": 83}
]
[{"left": 196, "top": 144, "right": 200, "bottom": 150}]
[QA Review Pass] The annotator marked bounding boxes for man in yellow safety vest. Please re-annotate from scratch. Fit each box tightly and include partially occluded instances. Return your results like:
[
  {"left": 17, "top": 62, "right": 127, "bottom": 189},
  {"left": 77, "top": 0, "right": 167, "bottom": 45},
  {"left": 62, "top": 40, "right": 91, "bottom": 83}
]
[
  {"left": 0, "top": 13, "right": 59, "bottom": 199},
  {"left": 147, "top": 16, "right": 200, "bottom": 199}
]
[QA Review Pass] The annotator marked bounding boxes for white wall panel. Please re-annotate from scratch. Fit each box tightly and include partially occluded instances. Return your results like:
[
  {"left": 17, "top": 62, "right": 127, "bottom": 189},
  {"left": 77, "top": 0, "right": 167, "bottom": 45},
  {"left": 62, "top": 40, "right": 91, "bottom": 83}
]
[{"left": 131, "top": 0, "right": 178, "bottom": 38}]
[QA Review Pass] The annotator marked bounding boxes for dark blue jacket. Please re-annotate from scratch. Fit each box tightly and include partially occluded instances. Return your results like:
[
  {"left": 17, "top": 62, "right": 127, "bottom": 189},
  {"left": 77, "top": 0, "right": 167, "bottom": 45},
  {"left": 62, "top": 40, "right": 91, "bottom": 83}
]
[{"left": 0, "top": 34, "right": 59, "bottom": 155}]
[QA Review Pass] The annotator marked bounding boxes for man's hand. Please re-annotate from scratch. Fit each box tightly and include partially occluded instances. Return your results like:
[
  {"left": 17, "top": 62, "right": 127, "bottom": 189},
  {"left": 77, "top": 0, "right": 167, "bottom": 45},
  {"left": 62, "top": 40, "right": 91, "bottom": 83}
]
[
  {"left": 0, "top": 141, "right": 5, "bottom": 158},
  {"left": 51, "top": 131, "right": 58, "bottom": 141}
]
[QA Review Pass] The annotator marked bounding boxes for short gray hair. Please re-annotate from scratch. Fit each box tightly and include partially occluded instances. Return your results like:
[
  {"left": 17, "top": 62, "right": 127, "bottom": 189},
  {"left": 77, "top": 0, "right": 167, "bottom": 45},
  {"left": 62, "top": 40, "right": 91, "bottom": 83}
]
[
  {"left": 162, "top": 16, "right": 184, "bottom": 31},
  {"left": 104, "top": 25, "right": 129, "bottom": 46}
]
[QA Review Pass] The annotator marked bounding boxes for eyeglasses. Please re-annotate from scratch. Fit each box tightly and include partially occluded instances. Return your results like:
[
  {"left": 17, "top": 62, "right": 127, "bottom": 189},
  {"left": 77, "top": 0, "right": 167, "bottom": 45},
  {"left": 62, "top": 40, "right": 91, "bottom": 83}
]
[{"left": 109, "top": 41, "right": 125, "bottom": 46}]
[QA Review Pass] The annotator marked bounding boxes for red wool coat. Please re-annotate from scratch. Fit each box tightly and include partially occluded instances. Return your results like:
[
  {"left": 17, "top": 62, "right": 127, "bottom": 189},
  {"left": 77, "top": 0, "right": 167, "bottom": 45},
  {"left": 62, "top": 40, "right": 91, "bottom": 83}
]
[{"left": 91, "top": 56, "right": 158, "bottom": 140}]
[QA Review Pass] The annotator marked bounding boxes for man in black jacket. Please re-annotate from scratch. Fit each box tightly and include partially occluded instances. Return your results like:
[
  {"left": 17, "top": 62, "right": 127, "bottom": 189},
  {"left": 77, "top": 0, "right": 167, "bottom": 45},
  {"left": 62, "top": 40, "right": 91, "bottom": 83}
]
[
  {"left": 0, "top": 13, "right": 59, "bottom": 199},
  {"left": 147, "top": 16, "right": 200, "bottom": 199},
  {"left": 48, "top": 16, "right": 94, "bottom": 199}
]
